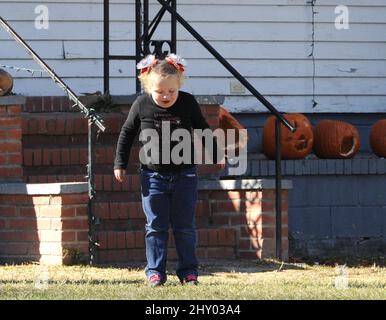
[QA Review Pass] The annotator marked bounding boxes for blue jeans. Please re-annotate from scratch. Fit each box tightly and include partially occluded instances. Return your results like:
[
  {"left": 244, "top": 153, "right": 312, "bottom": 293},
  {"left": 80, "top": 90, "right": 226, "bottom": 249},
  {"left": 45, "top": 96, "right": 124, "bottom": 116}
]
[{"left": 140, "top": 166, "right": 198, "bottom": 282}]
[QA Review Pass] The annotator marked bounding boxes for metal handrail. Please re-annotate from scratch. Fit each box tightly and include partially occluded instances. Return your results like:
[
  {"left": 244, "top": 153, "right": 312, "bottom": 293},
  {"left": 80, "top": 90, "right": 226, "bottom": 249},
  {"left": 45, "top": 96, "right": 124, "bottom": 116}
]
[{"left": 0, "top": 16, "right": 105, "bottom": 265}]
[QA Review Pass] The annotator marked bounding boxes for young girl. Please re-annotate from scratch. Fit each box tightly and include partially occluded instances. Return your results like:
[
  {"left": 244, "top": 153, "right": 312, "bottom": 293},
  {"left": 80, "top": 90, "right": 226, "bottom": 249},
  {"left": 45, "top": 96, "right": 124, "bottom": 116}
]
[{"left": 114, "top": 54, "right": 223, "bottom": 287}]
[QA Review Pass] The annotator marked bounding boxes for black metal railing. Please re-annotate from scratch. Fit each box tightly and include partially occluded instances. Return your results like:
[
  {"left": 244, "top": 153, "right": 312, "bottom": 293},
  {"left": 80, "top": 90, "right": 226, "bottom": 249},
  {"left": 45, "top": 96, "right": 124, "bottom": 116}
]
[
  {"left": 0, "top": 16, "right": 105, "bottom": 266},
  {"left": 104, "top": 0, "right": 177, "bottom": 94},
  {"left": 103, "top": 0, "right": 295, "bottom": 260}
]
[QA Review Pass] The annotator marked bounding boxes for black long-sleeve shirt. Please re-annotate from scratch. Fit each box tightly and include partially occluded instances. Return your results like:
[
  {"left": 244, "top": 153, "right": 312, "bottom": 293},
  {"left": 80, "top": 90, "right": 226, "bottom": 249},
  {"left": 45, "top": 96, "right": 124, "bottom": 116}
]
[{"left": 114, "top": 91, "right": 218, "bottom": 172}]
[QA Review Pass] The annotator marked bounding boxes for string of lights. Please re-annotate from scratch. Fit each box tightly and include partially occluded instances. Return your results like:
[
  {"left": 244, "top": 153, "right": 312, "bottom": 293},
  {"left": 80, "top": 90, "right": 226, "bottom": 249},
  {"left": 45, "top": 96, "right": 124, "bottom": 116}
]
[
  {"left": 0, "top": 63, "right": 47, "bottom": 76},
  {"left": 308, "top": 0, "right": 318, "bottom": 108}
]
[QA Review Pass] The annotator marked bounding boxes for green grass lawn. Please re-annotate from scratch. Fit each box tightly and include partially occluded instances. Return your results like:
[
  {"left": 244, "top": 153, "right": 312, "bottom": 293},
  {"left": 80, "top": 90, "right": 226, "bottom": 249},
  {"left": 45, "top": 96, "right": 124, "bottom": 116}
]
[{"left": 0, "top": 259, "right": 385, "bottom": 300}]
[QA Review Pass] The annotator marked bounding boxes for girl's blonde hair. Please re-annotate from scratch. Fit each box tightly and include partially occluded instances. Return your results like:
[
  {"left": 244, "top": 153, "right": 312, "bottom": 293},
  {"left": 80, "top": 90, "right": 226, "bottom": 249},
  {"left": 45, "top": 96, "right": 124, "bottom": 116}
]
[{"left": 137, "top": 54, "right": 186, "bottom": 94}]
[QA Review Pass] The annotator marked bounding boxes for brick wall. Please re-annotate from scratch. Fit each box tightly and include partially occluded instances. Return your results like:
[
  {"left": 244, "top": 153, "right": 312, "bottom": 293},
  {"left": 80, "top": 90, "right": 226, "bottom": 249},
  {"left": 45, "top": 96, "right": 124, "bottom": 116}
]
[
  {"left": 94, "top": 179, "right": 291, "bottom": 264},
  {"left": 0, "top": 96, "right": 24, "bottom": 181},
  {"left": 0, "top": 182, "right": 89, "bottom": 265},
  {"left": 21, "top": 97, "right": 220, "bottom": 181},
  {"left": 0, "top": 95, "right": 291, "bottom": 265}
]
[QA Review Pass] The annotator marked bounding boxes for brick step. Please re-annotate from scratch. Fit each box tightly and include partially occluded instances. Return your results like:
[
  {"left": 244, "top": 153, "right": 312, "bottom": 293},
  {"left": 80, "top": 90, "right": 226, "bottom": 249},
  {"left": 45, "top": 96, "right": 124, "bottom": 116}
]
[
  {"left": 24, "top": 146, "right": 116, "bottom": 167},
  {"left": 23, "top": 96, "right": 128, "bottom": 114},
  {"left": 22, "top": 96, "right": 220, "bottom": 122},
  {"left": 22, "top": 173, "right": 140, "bottom": 188},
  {"left": 22, "top": 105, "right": 219, "bottom": 136},
  {"left": 24, "top": 96, "right": 82, "bottom": 113},
  {"left": 22, "top": 112, "right": 126, "bottom": 136},
  {"left": 93, "top": 215, "right": 229, "bottom": 231},
  {"left": 96, "top": 228, "right": 236, "bottom": 250},
  {"left": 93, "top": 198, "right": 212, "bottom": 221},
  {"left": 23, "top": 174, "right": 86, "bottom": 184},
  {"left": 92, "top": 198, "right": 288, "bottom": 231},
  {"left": 23, "top": 162, "right": 221, "bottom": 186},
  {"left": 23, "top": 146, "right": 220, "bottom": 174},
  {"left": 23, "top": 165, "right": 204, "bottom": 180},
  {"left": 21, "top": 105, "right": 221, "bottom": 180},
  {"left": 97, "top": 246, "right": 236, "bottom": 264},
  {"left": 22, "top": 145, "right": 143, "bottom": 168},
  {"left": 96, "top": 228, "right": 237, "bottom": 263},
  {"left": 23, "top": 134, "right": 118, "bottom": 147}
]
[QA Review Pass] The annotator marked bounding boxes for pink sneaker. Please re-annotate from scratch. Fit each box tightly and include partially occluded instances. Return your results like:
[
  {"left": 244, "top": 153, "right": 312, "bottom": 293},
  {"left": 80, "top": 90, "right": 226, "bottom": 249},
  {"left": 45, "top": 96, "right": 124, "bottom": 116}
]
[
  {"left": 180, "top": 274, "right": 198, "bottom": 285},
  {"left": 148, "top": 274, "right": 163, "bottom": 287}
]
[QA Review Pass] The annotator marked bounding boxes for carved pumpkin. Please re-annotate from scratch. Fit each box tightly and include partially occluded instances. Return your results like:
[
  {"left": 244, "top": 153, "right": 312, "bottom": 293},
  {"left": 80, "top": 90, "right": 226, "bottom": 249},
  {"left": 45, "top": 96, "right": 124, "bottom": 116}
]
[
  {"left": 262, "top": 113, "right": 313, "bottom": 160},
  {"left": 218, "top": 106, "right": 248, "bottom": 155},
  {"left": 370, "top": 119, "right": 386, "bottom": 157},
  {"left": 313, "top": 120, "right": 360, "bottom": 159},
  {"left": 0, "top": 69, "right": 13, "bottom": 96}
]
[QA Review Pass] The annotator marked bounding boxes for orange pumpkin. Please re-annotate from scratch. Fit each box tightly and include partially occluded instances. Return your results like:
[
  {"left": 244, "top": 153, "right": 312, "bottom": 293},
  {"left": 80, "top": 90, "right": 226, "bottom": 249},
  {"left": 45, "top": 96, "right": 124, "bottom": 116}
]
[
  {"left": 313, "top": 120, "right": 360, "bottom": 159},
  {"left": 0, "top": 69, "right": 13, "bottom": 96},
  {"left": 262, "top": 113, "right": 313, "bottom": 160},
  {"left": 218, "top": 106, "right": 248, "bottom": 155},
  {"left": 370, "top": 119, "right": 386, "bottom": 157}
]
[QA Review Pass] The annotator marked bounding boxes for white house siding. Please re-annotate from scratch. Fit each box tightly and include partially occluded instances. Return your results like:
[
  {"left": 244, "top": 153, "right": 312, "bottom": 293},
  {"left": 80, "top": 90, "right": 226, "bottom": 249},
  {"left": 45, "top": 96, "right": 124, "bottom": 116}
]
[{"left": 0, "top": 0, "right": 385, "bottom": 113}]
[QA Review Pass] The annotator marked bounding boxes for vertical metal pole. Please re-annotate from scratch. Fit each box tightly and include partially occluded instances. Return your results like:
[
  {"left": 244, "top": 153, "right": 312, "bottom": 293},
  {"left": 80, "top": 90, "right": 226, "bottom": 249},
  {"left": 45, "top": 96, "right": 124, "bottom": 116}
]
[
  {"left": 275, "top": 119, "right": 282, "bottom": 260},
  {"left": 135, "top": 0, "right": 142, "bottom": 93},
  {"left": 87, "top": 119, "right": 97, "bottom": 265},
  {"left": 143, "top": 0, "right": 149, "bottom": 55},
  {"left": 171, "top": 0, "right": 177, "bottom": 53},
  {"left": 103, "top": 0, "right": 109, "bottom": 94}
]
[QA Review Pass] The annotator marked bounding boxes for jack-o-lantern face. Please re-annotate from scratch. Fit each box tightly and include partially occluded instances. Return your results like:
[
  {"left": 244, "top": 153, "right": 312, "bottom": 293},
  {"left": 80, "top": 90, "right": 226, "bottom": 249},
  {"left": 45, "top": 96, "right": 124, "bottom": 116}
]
[
  {"left": 262, "top": 113, "right": 314, "bottom": 159},
  {"left": 313, "top": 120, "right": 360, "bottom": 159},
  {"left": 0, "top": 69, "right": 13, "bottom": 96},
  {"left": 369, "top": 119, "right": 386, "bottom": 157}
]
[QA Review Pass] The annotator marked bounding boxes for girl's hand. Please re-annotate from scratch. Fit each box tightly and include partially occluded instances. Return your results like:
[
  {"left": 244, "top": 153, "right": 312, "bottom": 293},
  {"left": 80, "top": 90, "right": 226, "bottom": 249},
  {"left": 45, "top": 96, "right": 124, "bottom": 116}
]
[
  {"left": 216, "top": 163, "right": 226, "bottom": 170},
  {"left": 114, "top": 169, "right": 126, "bottom": 182}
]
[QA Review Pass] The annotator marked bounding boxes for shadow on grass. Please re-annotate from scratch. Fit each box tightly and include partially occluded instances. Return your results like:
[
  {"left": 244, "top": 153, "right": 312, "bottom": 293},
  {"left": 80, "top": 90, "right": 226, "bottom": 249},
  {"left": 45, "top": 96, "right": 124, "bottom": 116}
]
[
  {"left": 197, "top": 259, "right": 308, "bottom": 275},
  {"left": 94, "top": 255, "right": 386, "bottom": 278},
  {"left": 291, "top": 255, "right": 386, "bottom": 268},
  {"left": 96, "top": 258, "right": 309, "bottom": 275},
  {"left": 348, "top": 282, "right": 386, "bottom": 289},
  {"left": 0, "top": 279, "right": 143, "bottom": 285}
]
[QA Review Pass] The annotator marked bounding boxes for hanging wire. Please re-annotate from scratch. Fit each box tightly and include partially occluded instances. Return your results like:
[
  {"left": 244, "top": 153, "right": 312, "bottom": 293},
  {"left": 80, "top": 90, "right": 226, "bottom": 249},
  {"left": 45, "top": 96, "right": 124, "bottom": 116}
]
[
  {"left": 307, "top": 0, "right": 318, "bottom": 108},
  {"left": 0, "top": 63, "right": 47, "bottom": 77}
]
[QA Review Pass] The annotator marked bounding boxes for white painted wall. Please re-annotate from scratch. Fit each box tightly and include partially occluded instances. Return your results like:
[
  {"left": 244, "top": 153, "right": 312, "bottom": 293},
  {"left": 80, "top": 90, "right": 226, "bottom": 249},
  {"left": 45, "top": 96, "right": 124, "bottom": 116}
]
[{"left": 0, "top": 0, "right": 385, "bottom": 113}]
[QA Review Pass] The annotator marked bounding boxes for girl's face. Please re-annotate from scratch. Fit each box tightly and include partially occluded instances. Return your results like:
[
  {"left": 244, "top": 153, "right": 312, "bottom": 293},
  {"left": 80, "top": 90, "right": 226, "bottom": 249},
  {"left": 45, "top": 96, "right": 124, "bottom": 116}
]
[{"left": 149, "top": 74, "right": 180, "bottom": 108}]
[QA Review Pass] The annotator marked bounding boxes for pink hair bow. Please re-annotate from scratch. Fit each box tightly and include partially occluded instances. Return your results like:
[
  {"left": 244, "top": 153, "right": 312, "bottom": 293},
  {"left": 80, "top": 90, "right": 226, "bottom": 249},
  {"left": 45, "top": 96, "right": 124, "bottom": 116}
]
[
  {"left": 136, "top": 55, "right": 159, "bottom": 75},
  {"left": 136, "top": 54, "right": 187, "bottom": 74},
  {"left": 165, "top": 53, "right": 186, "bottom": 73}
]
